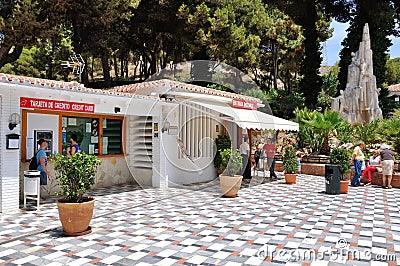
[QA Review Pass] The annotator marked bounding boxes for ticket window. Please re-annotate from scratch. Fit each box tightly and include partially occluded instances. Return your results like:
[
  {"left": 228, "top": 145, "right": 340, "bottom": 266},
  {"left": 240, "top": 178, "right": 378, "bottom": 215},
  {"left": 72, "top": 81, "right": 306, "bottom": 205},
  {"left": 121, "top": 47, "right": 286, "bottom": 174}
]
[
  {"left": 62, "top": 117, "right": 100, "bottom": 155},
  {"left": 61, "top": 116, "right": 123, "bottom": 155}
]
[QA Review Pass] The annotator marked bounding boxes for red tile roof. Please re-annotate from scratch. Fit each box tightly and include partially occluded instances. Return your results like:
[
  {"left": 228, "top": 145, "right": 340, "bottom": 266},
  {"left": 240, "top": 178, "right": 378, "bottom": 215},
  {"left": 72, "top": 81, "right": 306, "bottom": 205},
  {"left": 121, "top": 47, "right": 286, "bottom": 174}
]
[
  {"left": 0, "top": 73, "right": 157, "bottom": 100},
  {"left": 0, "top": 73, "right": 260, "bottom": 102},
  {"left": 110, "top": 79, "right": 262, "bottom": 103},
  {"left": 388, "top": 84, "right": 400, "bottom": 92}
]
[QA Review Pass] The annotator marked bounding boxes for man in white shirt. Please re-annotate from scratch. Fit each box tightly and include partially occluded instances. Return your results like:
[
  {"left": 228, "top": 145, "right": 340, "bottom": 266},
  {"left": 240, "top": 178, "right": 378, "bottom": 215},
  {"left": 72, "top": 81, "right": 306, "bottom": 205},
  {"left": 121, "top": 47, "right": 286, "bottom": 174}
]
[{"left": 239, "top": 137, "right": 251, "bottom": 179}]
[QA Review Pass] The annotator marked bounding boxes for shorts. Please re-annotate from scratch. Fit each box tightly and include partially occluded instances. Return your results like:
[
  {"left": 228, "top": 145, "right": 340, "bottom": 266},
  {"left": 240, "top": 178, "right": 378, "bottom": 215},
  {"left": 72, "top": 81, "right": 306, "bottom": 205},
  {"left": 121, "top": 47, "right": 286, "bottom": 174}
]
[
  {"left": 382, "top": 160, "right": 394, "bottom": 175},
  {"left": 40, "top": 171, "right": 47, "bottom": 186}
]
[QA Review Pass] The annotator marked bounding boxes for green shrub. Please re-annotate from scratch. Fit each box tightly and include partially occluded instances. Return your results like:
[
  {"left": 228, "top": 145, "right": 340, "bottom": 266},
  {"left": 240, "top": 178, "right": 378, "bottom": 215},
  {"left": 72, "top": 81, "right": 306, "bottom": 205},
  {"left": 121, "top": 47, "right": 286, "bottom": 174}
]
[
  {"left": 54, "top": 153, "right": 102, "bottom": 203},
  {"left": 330, "top": 148, "right": 351, "bottom": 179},
  {"left": 283, "top": 145, "right": 297, "bottom": 174},
  {"left": 220, "top": 148, "right": 242, "bottom": 176},
  {"left": 214, "top": 134, "right": 231, "bottom": 169}
]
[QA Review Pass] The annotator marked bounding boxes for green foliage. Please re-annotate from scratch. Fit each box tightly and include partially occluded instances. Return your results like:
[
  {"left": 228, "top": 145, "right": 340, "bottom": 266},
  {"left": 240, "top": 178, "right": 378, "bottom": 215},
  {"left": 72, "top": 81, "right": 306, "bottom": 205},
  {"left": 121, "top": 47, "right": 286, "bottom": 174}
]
[
  {"left": 266, "top": 0, "right": 353, "bottom": 103},
  {"left": 214, "top": 135, "right": 231, "bottom": 170},
  {"left": 220, "top": 148, "right": 242, "bottom": 176},
  {"left": 376, "top": 116, "right": 400, "bottom": 154},
  {"left": 330, "top": 148, "right": 351, "bottom": 179},
  {"left": 337, "top": 122, "right": 353, "bottom": 145},
  {"left": 294, "top": 109, "right": 324, "bottom": 153},
  {"left": 178, "top": 0, "right": 304, "bottom": 80},
  {"left": 296, "top": 108, "right": 348, "bottom": 154},
  {"left": 267, "top": 88, "right": 305, "bottom": 119},
  {"left": 317, "top": 70, "right": 340, "bottom": 110},
  {"left": 0, "top": 47, "right": 41, "bottom": 77},
  {"left": 283, "top": 145, "right": 297, "bottom": 174},
  {"left": 54, "top": 153, "right": 101, "bottom": 203},
  {"left": 385, "top": 57, "right": 400, "bottom": 86},
  {"left": 353, "top": 121, "right": 380, "bottom": 146}
]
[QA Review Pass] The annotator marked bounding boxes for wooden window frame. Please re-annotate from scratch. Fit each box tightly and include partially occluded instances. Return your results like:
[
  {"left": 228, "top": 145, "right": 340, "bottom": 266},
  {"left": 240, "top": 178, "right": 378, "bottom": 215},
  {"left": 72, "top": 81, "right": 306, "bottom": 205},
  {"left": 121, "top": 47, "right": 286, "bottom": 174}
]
[{"left": 21, "top": 109, "right": 125, "bottom": 161}]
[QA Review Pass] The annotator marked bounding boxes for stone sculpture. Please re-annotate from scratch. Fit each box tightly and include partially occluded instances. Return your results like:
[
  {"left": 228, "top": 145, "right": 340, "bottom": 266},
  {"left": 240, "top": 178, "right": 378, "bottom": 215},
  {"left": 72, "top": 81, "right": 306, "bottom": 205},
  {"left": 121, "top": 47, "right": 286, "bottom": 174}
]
[{"left": 331, "top": 23, "right": 383, "bottom": 123}]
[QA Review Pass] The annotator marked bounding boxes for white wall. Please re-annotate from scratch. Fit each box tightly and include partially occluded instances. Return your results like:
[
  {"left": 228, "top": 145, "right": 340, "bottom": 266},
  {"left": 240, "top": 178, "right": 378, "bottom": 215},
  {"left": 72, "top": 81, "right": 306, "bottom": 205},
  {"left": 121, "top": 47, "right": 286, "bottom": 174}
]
[
  {"left": 0, "top": 85, "right": 21, "bottom": 212},
  {"left": 159, "top": 103, "right": 218, "bottom": 187},
  {"left": 0, "top": 81, "right": 160, "bottom": 212}
]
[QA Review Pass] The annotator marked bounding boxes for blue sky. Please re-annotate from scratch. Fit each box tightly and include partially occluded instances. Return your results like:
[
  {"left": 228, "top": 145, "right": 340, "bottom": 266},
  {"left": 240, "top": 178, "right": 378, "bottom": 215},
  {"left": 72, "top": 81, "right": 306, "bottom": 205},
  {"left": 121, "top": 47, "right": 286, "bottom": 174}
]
[{"left": 324, "top": 20, "right": 400, "bottom": 66}]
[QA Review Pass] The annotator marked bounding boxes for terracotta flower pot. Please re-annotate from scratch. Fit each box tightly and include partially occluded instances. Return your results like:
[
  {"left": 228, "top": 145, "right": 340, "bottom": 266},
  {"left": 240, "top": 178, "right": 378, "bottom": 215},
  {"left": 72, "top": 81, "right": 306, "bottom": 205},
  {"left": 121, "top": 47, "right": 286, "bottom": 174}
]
[
  {"left": 220, "top": 175, "right": 243, "bottom": 198},
  {"left": 57, "top": 197, "right": 95, "bottom": 235},
  {"left": 285, "top": 173, "right": 297, "bottom": 184},
  {"left": 340, "top": 180, "right": 349, "bottom": 194}
]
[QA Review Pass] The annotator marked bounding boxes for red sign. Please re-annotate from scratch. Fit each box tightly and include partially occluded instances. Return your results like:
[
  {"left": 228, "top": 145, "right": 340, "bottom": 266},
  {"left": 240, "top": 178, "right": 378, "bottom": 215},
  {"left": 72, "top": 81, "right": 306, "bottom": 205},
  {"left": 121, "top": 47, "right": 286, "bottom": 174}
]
[
  {"left": 232, "top": 99, "right": 257, "bottom": 110},
  {"left": 20, "top": 97, "right": 95, "bottom": 113}
]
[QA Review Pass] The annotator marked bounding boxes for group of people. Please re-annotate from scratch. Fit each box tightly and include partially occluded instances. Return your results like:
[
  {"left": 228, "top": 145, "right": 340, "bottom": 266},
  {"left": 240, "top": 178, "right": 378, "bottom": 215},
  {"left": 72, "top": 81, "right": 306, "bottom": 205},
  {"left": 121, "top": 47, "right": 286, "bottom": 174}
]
[
  {"left": 351, "top": 142, "right": 396, "bottom": 189},
  {"left": 239, "top": 137, "right": 278, "bottom": 180}
]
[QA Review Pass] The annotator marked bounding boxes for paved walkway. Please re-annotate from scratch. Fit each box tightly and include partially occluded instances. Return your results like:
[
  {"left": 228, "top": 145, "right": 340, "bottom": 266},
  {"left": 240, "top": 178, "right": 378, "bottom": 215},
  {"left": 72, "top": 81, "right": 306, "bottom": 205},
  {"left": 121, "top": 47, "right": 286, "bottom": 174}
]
[{"left": 0, "top": 175, "right": 399, "bottom": 265}]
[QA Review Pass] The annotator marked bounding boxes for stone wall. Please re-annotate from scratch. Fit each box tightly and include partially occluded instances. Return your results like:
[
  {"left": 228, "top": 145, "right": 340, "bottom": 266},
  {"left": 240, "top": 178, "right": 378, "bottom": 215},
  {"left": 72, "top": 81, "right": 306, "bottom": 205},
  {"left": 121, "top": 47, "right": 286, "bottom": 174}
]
[
  {"left": 301, "top": 163, "right": 325, "bottom": 176},
  {"left": 363, "top": 172, "right": 400, "bottom": 188},
  {"left": 20, "top": 156, "right": 135, "bottom": 199}
]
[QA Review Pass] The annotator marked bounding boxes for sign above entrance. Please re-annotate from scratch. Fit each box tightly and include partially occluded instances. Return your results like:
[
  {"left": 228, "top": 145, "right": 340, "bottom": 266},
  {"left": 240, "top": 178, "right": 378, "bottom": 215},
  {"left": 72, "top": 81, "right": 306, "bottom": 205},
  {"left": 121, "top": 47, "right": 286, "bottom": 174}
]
[
  {"left": 232, "top": 99, "right": 257, "bottom": 110},
  {"left": 20, "top": 97, "right": 95, "bottom": 113}
]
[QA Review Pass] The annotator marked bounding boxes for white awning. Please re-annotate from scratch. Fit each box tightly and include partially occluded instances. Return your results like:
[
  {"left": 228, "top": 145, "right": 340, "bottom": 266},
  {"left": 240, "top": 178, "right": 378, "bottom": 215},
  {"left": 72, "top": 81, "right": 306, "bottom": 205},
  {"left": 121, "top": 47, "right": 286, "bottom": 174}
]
[{"left": 193, "top": 101, "right": 299, "bottom": 131}]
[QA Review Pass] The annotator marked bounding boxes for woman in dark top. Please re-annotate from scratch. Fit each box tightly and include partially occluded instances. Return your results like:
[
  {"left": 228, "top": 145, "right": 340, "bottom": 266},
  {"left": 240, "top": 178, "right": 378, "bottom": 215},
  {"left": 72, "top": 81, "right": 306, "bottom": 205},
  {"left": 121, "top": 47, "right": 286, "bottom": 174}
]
[{"left": 380, "top": 144, "right": 396, "bottom": 189}]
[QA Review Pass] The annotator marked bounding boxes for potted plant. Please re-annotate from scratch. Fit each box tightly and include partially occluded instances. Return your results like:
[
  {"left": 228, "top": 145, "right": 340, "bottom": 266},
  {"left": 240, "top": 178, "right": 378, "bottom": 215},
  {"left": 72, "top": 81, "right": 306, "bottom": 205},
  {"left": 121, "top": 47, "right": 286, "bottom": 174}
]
[
  {"left": 219, "top": 148, "right": 243, "bottom": 197},
  {"left": 283, "top": 145, "right": 297, "bottom": 184},
  {"left": 54, "top": 153, "right": 101, "bottom": 235},
  {"left": 214, "top": 134, "right": 231, "bottom": 175},
  {"left": 330, "top": 148, "right": 351, "bottom": 194}
]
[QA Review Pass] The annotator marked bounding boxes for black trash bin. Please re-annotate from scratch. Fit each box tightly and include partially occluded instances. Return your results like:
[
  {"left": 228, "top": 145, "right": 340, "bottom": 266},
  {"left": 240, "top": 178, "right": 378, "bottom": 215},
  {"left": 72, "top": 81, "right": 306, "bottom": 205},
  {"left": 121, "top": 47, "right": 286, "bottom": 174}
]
[{"left": 325, "top": 164, "right": 341, "bottom": 195}]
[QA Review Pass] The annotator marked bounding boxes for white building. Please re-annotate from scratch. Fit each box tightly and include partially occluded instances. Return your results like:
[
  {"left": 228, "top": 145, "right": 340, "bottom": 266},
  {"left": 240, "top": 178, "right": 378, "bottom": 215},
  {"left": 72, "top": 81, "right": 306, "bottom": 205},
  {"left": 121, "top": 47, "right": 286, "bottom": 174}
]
[{"left": 0, "top": 74, "right": 298, "bottom": 213}]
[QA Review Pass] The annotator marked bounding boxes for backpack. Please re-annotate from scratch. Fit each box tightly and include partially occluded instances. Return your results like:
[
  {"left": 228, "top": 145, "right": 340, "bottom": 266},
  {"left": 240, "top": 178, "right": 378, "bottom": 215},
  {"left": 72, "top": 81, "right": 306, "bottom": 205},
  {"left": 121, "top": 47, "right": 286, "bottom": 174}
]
[{"left": 28, "top": 150, "right": 40, "bottom": 170}]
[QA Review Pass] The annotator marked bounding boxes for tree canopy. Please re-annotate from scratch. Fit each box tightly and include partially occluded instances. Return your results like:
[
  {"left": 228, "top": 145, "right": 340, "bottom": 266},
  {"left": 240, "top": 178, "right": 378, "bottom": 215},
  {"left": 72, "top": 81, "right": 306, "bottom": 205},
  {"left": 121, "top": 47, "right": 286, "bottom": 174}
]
[{"left": 1, "top": 0, "right": 400, "bottom": 116}]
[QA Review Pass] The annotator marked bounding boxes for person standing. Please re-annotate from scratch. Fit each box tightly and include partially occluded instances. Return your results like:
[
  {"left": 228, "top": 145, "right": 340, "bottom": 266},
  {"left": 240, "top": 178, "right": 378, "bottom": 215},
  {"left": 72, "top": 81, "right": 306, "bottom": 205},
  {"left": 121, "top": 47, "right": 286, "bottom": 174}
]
[
  {"left": 380, "top": 144, "right": 396, "bottom": 189},
  {"left": 36, "top": 139, "right": 51, "bottom": 189},
  {"left": 254, "top": 143, "right": 264, "bottom": 170},
  {"left": 67, "top": 134, "right": 81, "bottom": 157},
  {"left": 239, "top": 137, "right": 251, "bottom": 179},
  {"left": 351, "top": 142, "right": 365, "bottom": 186},
  {"left": 361, "top": 150, "right": 381, "bottom": 186},
  {"left": 263, "top": 139, "right": 278, "bottom": 179}
]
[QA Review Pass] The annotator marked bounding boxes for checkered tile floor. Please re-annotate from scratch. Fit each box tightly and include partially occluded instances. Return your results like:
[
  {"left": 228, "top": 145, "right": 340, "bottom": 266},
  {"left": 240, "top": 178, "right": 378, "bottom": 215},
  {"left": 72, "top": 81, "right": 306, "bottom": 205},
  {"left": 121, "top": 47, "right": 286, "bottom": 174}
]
[{"left": 1, "top": 174, "right": 400, "bottom": 265}]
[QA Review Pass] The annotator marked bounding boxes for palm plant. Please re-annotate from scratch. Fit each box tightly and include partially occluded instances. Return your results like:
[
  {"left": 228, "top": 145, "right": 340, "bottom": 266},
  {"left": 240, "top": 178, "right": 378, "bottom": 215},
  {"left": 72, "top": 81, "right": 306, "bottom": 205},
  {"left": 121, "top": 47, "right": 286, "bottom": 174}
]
[
  {"left": 303, "top": 110, "right": 347, "bottom": 155},
  {"left": 377, "top": 118, "right": 400, "bottom": 154},
  {"left": 353, "top": 120, "right": 379, "bottom": 146},
  {"left": 294, "top": 108, "right": 323, "bottom": 154}
]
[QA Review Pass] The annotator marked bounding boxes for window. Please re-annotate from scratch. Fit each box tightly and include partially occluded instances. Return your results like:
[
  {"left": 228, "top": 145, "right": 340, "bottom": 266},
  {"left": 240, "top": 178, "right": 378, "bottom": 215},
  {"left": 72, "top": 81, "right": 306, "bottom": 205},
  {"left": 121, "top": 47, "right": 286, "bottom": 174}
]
[
  {"left": 102, "top": 119, "right": 123, "bottom": 155},
  {"left": 22, "top": 110, "right": 125, "bottom": 161},
  {"left": 62, "top": 117, "right": 100, "bottom": 155},
  {"left": 61, "top": 115, "right": 123, "bottom": 156}
]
